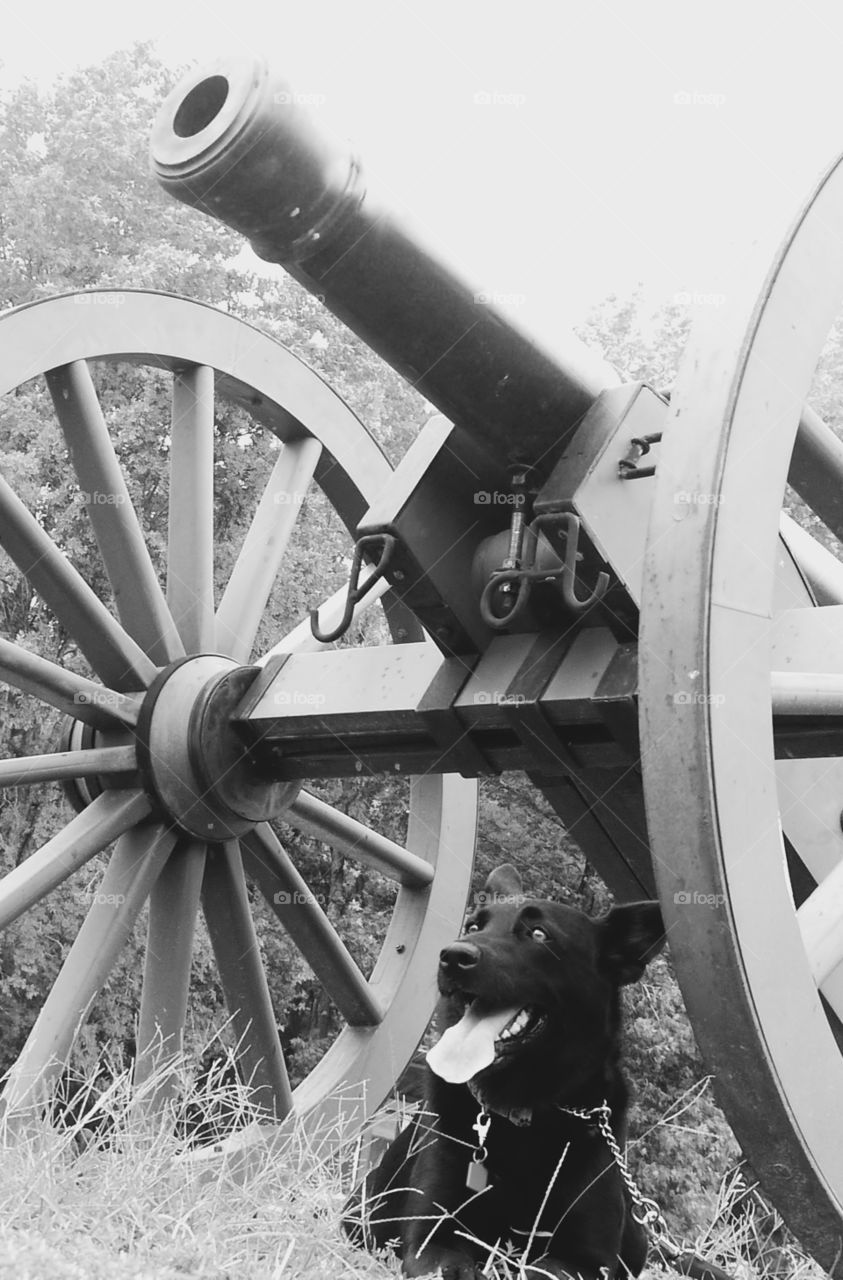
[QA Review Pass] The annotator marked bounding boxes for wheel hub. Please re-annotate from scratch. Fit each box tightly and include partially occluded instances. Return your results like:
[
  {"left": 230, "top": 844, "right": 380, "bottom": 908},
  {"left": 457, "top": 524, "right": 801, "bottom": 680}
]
[{"left": 133, "top": 656, "right": 301, "bottom": 841}]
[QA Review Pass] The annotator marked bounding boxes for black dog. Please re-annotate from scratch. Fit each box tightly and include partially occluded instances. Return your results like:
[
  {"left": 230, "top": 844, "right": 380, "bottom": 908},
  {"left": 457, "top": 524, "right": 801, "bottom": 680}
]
[{"left": 344, "top": 864, "right": 666, "bottom": 1279}]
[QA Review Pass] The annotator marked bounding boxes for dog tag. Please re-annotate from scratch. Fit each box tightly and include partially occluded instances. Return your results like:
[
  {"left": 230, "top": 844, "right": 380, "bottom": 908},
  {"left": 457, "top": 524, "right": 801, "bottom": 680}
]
[{"left": 466, "top": 1157, "right": 489, "bottom": 1192}]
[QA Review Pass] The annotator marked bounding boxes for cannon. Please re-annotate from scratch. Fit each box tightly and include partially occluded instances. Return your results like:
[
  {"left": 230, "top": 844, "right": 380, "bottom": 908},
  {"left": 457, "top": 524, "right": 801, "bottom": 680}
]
[{"left": 0, "top": 52, "right": 843, "bottom": 1270}]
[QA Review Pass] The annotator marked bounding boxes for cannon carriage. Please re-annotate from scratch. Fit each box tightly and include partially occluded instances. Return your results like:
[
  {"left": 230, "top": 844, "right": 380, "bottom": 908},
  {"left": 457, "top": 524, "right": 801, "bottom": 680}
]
[{"left": 0, "top": 54, "right": 842, "bottom": 1270}]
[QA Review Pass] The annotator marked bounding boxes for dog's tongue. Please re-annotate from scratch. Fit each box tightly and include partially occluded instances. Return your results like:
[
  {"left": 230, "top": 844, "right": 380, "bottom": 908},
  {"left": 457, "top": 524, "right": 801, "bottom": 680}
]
[{"left": 427, "top": 1004, "right": 522, "bottom": 1084}]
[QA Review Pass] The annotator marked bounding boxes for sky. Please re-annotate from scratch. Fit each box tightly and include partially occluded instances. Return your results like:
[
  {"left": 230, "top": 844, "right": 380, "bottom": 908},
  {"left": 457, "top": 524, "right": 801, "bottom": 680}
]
[{"left": 2, "top": 0, "right": 843, "bottom": 337}]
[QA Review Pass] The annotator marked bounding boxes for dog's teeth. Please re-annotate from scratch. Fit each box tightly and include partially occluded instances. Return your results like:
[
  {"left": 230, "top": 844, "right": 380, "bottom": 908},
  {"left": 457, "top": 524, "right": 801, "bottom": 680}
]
[{"left": 497, "top": 1007, "right": 534, "bottom": 1043}]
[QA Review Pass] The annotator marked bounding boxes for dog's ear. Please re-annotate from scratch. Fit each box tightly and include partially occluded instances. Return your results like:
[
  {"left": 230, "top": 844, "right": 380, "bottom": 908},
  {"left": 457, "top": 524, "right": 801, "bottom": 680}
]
[
  {"left": 599, "top": 901, "right": 666, "bottom": 985},
  {"left": 483, "top": 863, "right": 524, "bottom": 901}
]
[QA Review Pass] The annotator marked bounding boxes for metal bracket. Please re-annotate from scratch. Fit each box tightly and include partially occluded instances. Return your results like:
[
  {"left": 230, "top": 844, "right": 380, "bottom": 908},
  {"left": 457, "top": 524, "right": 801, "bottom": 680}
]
[
  {"left": 480, "top": 511, "right": 610, "bottom": 628},
  {"left": 309, "top": 533, "right": 397, "bottom": 644},
  {"left": 618, "top": 431, "right": 662, "bottom": 480}
]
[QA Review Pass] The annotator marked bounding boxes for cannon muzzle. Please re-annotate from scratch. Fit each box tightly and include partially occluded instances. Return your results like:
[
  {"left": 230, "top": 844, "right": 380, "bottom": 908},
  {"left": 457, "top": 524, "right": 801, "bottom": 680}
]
[{"left": 151, "top": 58, "right": 617, "bottom": 477}]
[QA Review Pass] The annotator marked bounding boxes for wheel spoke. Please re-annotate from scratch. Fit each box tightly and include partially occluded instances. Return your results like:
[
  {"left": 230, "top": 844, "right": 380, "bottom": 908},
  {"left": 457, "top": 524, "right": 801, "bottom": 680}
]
[
  {"left": 0, "top": 745, "right": 136, "bottom": 788},
  {"left": 0, "top": 473, "right": 157, "bottom": 691},
  {"left": 773, "top": 671, "right": 843, "bottom": 715},
  {"left": 216, "top": 437, "right": 322, "bottom": 662},
  {"left": 258, "top": 570, "right": 389, "bottom": 662},
  {"left": 771, "top": 607, "right": 843, "bottom": 751},
  {"left": 286, "top": 790, "right": 433, "bottom": 888},
  {"left": 780, "top": 513, "right": 843, "bottom": 606},
  {"left": 242, "top": 823, "right": 383, "bottom": 1027},
  {"left": 201, "top": 841, "right": 292, "bottom": 1120},
  {"left": 778, "top": 759, "right": 843, "bottom": 886},
  {"left": 790, "top": 405, "right": 843, "bottom": 542},
  {"left": 168, "top": 366, "right": 215, "bottom": 652},
  {"left": 135, "top": 839, "right": 207, "bottom": 1103},
  {"left": 0, "top": 637, "right": 140, "bottom": 728},
  {"left": 770, "top": 603, "right": 843, "bottom": 678},
  {"left": 798, "top": 858, "right": 843, "bottom": 987},
  {"left": 0, "top": 790, "right": 150, "bottom": 929},
  {"left": 45, "top": 361, "right": 184, "bottom": 665},
  {"left": 2, "top": 821, "right": 177, "bottom": 1115}
]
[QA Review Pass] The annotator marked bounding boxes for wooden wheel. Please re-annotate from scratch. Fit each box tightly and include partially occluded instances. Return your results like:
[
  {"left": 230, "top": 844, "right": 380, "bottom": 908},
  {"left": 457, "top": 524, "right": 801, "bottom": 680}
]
[
  {"left": 0, "top": 289, "right": 477, "bottom": 1131},
  {"left": 640, "top": 156, "right": 843, "bottom": 1267}
]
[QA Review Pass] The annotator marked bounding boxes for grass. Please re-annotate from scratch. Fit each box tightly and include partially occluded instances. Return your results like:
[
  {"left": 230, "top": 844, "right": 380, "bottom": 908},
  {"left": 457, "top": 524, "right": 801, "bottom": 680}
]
[{"left": 0, "top": 1060, "right": 830, "bottom": 1280}]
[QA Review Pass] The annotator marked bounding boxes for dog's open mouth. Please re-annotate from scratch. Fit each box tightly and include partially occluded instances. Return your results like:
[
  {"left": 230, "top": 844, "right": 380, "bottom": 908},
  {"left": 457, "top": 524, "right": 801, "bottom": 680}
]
[{"left": 426, "top": 998, "right": 546, "bottom": 1085}]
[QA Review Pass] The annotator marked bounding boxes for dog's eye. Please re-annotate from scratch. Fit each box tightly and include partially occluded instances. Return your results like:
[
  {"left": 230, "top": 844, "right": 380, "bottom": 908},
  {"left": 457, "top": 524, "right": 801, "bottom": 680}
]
[
  {"left": 465, "top": 922, "right": 480, "bottom": 934},
  {"left": 530, "top": 927, "right": 548, "bottom": 942}
]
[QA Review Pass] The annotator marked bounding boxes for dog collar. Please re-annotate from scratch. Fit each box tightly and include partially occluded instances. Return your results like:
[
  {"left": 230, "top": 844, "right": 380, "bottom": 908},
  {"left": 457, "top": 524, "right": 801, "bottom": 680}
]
[{"left": 468, "top": 1082, "right": 532, "bottom": 1126}]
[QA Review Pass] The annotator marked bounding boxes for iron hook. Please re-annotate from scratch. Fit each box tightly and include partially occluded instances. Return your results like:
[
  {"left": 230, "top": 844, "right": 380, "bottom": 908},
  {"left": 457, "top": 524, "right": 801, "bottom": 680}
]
[{"left": 309, "top": 533, "right": 397, "bottom": 644}]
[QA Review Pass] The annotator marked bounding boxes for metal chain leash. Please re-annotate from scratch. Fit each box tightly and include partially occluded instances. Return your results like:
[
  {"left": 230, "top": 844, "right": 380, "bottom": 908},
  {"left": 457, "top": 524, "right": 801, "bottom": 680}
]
[
  {"left": 559, "top": 1102, "right": 674, "bottom": 1250},
  {"left": 558, "top": 1101, "right": 735, "bottom": 1279}
]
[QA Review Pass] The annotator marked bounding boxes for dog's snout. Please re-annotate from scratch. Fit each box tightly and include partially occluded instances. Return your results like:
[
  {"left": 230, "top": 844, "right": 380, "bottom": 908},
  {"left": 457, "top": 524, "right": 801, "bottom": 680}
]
[{"left": 440, "top": 941, "right": 481, "bottom": 971}]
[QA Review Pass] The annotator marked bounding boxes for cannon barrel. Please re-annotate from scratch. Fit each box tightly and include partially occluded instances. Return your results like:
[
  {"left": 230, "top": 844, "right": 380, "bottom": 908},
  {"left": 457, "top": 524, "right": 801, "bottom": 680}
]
[{"left": 150, "top": 58, "right": 617, "bottom": 478}]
